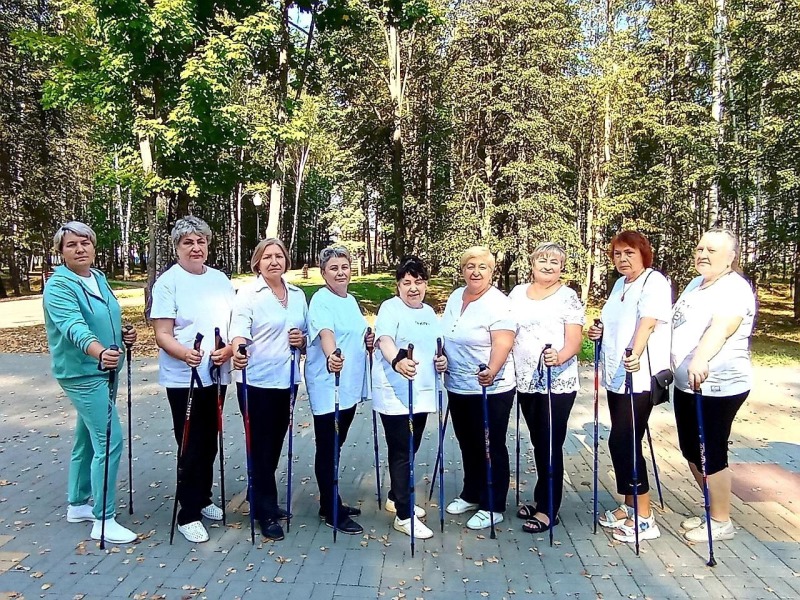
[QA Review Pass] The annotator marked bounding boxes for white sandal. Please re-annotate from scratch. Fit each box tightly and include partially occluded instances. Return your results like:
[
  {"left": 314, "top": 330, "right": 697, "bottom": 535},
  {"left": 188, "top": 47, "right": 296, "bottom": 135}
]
[{"left": 598, "top": 504, "right": 632, "bottom": 529}]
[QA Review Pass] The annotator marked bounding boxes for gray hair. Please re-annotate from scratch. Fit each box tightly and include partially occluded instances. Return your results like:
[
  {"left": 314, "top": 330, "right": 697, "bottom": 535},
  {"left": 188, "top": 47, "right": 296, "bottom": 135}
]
[
  {"left": 53, "top": 221, "right": 97, "bottom": 253},
  {"left": 703, "top": 227, "right": 740, "bottom": 271},
  {"left": 251, "top": 237, "right": 290, "bottom": 274},
  {"left": 319, "top": 246, "right": 351, "bottom": 271},
  {"left": 171, "top": 216, "right": 212, "bottom": 248},
  {"left": 530, "top": 242, "right": 567, "bottom": 270}
]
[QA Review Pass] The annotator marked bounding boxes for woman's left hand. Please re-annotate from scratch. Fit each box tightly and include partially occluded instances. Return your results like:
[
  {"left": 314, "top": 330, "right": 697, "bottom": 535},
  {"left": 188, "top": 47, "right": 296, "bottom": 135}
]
[
  {"left": 288, "top": 328, "right": 305, "bottom": 349},
  {"left": 543, "top": 347, "right": 560, "bottom": 367},
  {"left": 622, "top": 351, "right": 641, "bottom": 373},
  {"left": 211, "top": 344, "right": 233, "bottom": 367},
  {"left": 122, "top": 325, "right": 137, "bottom": 346},
  {"left": 687, "top": 356, "right": 709, "bottom": 390},
  {"left": 477, "top": 365, "right": 496, "bottom": 387},
  {"left": 434, "top": 354, "right": 448, "bottom": 374},
  {"left": 364, "top": 329, "right": 375, "bottom": 352}
]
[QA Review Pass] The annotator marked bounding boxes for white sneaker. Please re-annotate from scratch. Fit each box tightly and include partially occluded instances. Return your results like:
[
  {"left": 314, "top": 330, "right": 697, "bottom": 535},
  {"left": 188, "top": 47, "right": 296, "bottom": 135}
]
[
  {"left": 598, "top": 504, "right": 633, "bottom": 529},
  {"left": 177, "top": 521, "right": 209, "bottom": 543},
  {"left": 201, "top": 503, "right": 224, "bottom": 521},
  {"left": 684, "top": 518, "right": 735, "bottom": 542},
  {"left": 385, "top": 498, "right": 426, "bottom": 518},
  {"left": 90, "top": 518, "right": 138, "bottom": 544},
  {"left": 67, "top": 504, "right": 95, "bottom": 523},
  {"left": 393, "top": 516, "right": 434, "bottom": 539},
  {"left": 466, "top": 510, "right": 504, "bottom": 530},
  {"left": 612, "top": 514, "right": 661, "bottom": 543},
  {"left": 681, "top": 515, "right": 706, "bottom": 530},
  {"left": 446, "top": 497, "right": 479, "bottom": 515}
]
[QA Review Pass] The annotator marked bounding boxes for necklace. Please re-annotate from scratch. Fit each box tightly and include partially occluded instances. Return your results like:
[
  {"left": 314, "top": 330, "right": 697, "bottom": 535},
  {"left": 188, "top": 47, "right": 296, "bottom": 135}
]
[
  {"left": 268, "top": 282, "right": 288, "bottom": 307},
  {"left": 699, "top": 269, "right": 732, "bottom": 290},
  {"left": 527, "top": 280, "right": 561, "bottom": 301},
  {"left": 621, "top": 269, "right": 646, "bottom": 302}
]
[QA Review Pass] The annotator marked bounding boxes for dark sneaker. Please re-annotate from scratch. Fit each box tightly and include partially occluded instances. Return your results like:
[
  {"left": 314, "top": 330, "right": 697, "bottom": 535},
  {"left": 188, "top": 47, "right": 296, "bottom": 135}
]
[
  {"left": 318, "top": 504, "right": 362, "bottom": 520},
  {"left": 324, "top": 516, "right": 363, "bottom": 535},
  {"left": 259, "top": 519, "right": 285, "bottom": 541}
]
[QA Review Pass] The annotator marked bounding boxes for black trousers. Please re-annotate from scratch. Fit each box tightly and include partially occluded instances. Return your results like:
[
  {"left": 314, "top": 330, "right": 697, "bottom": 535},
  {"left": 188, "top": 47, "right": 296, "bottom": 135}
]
[
  {"left": 518, "top": 390, "right": 576, "bottom": 517},
  {"left": 313, "top": 405, "right": 357, "bottom": 522},
  {"left": 236, "top": 383, "right": 293, "bottom": 521},
  {"left": 607, "top": 390, "right": 653, "bottom": 495},
  {"left": 380, "top": 412, "right": 428, "bottom": 520},
  {"left": 167, "top": 383, "right": 224, "bottom": 525},
  {"left": 449, "top": 388, "right": 515, "bottom": 513}
]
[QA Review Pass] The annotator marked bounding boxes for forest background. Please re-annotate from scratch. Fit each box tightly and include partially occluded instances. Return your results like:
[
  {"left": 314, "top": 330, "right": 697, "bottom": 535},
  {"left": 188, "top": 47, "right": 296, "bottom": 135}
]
[{"left": 1, "top": 0, "right": 798, "bottom": 331}]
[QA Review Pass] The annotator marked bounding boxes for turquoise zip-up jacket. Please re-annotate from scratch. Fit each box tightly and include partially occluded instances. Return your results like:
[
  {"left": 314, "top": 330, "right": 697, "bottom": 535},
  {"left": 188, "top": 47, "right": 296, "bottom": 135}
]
[{"left": 43, "top": 265, "right": 124, "bottom": 380}]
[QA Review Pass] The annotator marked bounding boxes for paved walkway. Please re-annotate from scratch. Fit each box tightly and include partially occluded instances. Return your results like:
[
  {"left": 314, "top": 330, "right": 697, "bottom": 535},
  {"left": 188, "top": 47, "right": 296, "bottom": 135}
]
[{"left": 0, "top": 354, "right": 798, "bottom": 600}]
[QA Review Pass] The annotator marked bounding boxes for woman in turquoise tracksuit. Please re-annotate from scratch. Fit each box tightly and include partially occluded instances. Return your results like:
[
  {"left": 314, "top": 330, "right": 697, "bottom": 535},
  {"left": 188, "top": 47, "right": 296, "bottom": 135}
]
[{"left": 43, "top": 221, "right": 138, "bottom": 544}]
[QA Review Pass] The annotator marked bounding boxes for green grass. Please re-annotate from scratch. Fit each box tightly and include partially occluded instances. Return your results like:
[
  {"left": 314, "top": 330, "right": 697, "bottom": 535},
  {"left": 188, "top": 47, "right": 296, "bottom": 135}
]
[{"left": 751, "top": 284, "right": 800, "bottom": 366}]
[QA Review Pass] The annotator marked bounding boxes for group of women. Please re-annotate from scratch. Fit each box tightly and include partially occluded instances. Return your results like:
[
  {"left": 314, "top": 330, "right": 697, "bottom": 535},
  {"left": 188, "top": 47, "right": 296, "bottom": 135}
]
[{"left": 43, "top": 217, "right": 755, "bottom": 550}]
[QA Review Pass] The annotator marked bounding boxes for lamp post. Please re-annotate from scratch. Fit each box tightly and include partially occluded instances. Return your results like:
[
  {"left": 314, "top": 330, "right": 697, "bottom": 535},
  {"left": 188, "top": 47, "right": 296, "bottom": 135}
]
[{"left": 252, "top": 192, "right": 262, "bottom": 241}]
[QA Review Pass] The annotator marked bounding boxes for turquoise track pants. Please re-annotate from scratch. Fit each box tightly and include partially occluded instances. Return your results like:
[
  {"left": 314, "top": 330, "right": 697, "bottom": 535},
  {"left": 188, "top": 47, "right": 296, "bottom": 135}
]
[{"left": 58, "top": 374, "right": 122, "bottom": 520}]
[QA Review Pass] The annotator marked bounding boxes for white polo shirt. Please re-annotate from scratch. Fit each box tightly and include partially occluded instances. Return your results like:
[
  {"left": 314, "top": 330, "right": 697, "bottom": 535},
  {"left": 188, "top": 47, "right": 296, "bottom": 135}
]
[
  {"left": 229, "top": 275, "right": 308, "bottom": 389},
  {"left": 305, "top": 287, "right": 369, "bottom": 415},
  {"left": 441, "top": 286, "right": 516, "bottom": 395},
  {"left": 372, "top": 296, "right": 442, "bottom": 415},
  {"left": 671, "top": 272, "right": 755, "bottom": 396},
  {"left": 151, "top": 263, "right": 236, "bottom": 387}
]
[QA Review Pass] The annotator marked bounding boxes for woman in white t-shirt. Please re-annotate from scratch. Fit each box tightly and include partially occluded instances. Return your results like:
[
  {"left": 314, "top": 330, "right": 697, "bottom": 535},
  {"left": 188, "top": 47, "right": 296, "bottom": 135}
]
[
  {"left": 587, "top": 231, "right": 671, "bottom": 544},
  {"left": 510, "top": 243, "right": 585, "bottom": 534},
  {"left": 150, "top": 216, "right": 236, "bottom": 544},
  {"left": 230, "top": 238, "right": 308, "bottom": 542},
  {"left": 671, "top": 228, "right": 755, "bottom": 544},
  {"left": 305, "top": 246, "right": 374, "bottom": 536},
  {"left": 372, "top": 256, "right": 448, "bottom": 540},
  {"left": 441, "top": 246, "right": 516, "bottom": 531}
]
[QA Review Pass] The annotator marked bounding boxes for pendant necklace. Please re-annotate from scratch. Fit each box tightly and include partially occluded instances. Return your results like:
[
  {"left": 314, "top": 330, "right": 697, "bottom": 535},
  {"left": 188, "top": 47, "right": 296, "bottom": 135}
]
[{"left": 621, "top": 269, "right": 646, "bottom": 302}]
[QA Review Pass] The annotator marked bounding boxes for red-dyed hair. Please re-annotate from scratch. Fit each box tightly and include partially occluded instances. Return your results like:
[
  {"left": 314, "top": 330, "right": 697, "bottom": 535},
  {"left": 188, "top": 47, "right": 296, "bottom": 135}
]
[{"left": 608, "top": 231, "right": 653, "bottom": 268}]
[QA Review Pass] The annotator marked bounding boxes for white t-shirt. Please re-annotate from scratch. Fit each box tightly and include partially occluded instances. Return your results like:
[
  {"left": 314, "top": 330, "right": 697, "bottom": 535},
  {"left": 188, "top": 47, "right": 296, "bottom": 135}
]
[
  {"left": 510, "top": 284, "right": 585, "bottom": 394},
  {"left": 600, "top": 269, "right": 672, "bottom": 394},
  {"left": 671, "top": 272, "right": 755, "bottom": 396},
  {"left": 441, "top": 286, "right": 516, "bottom": 395},
  {"left": 229, "top": 276, "right": 308, "bottom": 389},
  {"left": 305, "top": 287, "right": 369, "bottom": 415},
  {"left": 150, "top": 263, "right": 236, "bottom": 387},
  {"left": 79, "top": 272, "right": 101, "bottom": 297},
  {"left": 372, "top": 296, "right": 442, "bottom": 415}
]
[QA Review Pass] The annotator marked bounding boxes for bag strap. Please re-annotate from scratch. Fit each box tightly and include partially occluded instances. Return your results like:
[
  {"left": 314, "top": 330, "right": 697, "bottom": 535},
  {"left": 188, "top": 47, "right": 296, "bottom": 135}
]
[{"left": 637, "top": 269, "right": 656, "bottom": 379}]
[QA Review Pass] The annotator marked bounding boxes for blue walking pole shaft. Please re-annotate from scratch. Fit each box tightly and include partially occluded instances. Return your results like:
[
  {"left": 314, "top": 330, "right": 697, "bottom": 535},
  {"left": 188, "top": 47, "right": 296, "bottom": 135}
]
[
  {"left": 100, "top": 344, "right": 120, "bottom": 550},
  {"left": 407, "top": 344, "right": 415, "bottom": 557},
  {"left": 239, "top": 343, "right": 256, "bottom": 544},
  {"left": 592, "top": 319, "right": 600, "bottom": 534},
  {"left": 544, "top": 343, "right": 555, "bottom": 547},
  {"left": 478, "top": 363, "right": 496, "bottom": 540},
  {"left": 367, "top": 327, "right": 382, "bottom": 508},
  {"left": 625, "top": 347, "right": 640, "bottom": 556},
  {"left": 695, "top": 388, "right": 717, "bottom": 567},
  {"left": 332, "top": 348, "right": 342, "bottom": 543},
  {"left": 436, "top": 337, "right": 445, "bottom": 533},
  {"left": 287, "top": 346, "right": 296, "bottom": 532}
]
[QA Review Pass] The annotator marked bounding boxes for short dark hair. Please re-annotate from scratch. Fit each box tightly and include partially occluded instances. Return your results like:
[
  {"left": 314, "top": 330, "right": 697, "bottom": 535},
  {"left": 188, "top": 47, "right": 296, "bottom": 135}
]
[
  {"left": 608, "top": 230, "right": 654, "bottom": 268},
  {"left": 395, "top": 255, "right": 429, "bottom": 281}
]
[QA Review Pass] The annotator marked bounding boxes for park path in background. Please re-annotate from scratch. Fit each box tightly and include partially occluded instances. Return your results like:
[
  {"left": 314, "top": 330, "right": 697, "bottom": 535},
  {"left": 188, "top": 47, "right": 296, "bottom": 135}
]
[
  {"left": 0, "top": 290, "right": 145, "bottom": 329},
  {"left": 0, "top": 354, "right": 798, "bottom": 600}
]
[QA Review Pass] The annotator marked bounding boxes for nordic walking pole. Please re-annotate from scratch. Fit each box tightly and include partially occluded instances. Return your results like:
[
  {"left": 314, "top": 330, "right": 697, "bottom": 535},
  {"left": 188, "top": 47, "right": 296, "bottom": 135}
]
[
  {"left": 367, "top": 327, "right": 382, "bottom": 509},
  {"left": 545, "top": 343, "right": 555, "bottom": 547},
  {"left": 695, "top": 388, "right": 717, "bottom": 567},
  {"left": 332, "top": 348, "right": 342, "bottom": 543},
  {"left": 592, "top": 319, "right": 601, "bottom": 534},
  {"left": 286, "top": 344, "right": 297, "bottom": 533},
  {"left": 124, "top": 325, "right": 134, "bottom": 515},
  {"left": 515, "top": 378, "right": 521, "bottom": 507},
  {"left": 478, "top": 363, "right": 496, "bottom": 540},
  {"left": 625, "top": 347, "right": 640, "bottom": 556},
  {"left": 239, "top": 343, "right": 255, "bottom": 544},
  {"left": 170, "top": 333, "right": 203, "bottom": 545},
  {"left": 428, "top": 405, "right": 450, "bottom": 503},
  {"left": 99, "top": 344, "right": 120, "bottom": 550},
  {"left": 213, "top": 327, "right": 227, "bottom": 525},
  {"left": 435, "top": 337, "right": 445, "bottom": 533},
  {"left": 407, "top": 344, "right": 416, "bottom": 557},
  {"left": 645, "top": 425, "right": 665, "bottom": 510}
]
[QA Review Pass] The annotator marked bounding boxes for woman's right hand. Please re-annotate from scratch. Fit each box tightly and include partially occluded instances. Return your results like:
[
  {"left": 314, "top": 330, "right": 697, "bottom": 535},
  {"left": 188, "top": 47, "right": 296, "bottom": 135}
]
[
  {"left": 394, "top": 357, "right": 418, "bottom": 380},
  {"left": 587, "top": 321, "right": 603, "bottom": 341},
  {"left": 184, "top": 347, "right": 203, "bottom": 368},
  {"left": 101, "top": 347, "right": 121, "bottom": 370},
  {"left": 327, "top": 351, "right": 344, "bottom": 373},
  {"left": 232, "top": 349, "right": 248, "bottom": 370}
]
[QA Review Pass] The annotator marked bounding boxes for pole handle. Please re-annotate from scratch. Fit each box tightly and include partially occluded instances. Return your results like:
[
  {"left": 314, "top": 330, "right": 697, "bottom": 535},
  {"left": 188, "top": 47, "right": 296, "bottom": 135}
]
[
  {"left": 110, "top": 344, "right": 119, "bottom": 352},
  {"left": 478, "top": 363, "right": 488, "bottom": 372},
  {"left": 214, "top": 327, "right": 224, "bottom": 350},
  {"left": 436, "top": 337, "right": 443, "bottom": 357},
  {"left": 594, "top": 318, "right": 601, "bottom": 326},
  {"left": 123, "top": 324, "right": 134, "bottom": 348},
  {"left": 193, "top": 333, "right": 204, "bottom": 352},
  {"left": 625, "top": 347, "right": 633, "bottom": 357},
  {"left": 407, "top": 343, "right": 414, "bottom": 361},
  {"left": 544, "top": 343, "right": 552, "bottom": 350},
  {"left": 333, "top": 348, "right": 342, "bottom": 385},
  {"left": 238, "top": 343, "right": 247, "bottom": 356}
]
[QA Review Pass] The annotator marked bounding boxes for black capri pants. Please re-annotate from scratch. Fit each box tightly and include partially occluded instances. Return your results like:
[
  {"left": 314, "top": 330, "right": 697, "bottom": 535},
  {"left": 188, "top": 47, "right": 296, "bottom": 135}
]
[
  {"left": 674, "top": 388, "right": 748, "bottom": 476},
  {"left": 607, "top": 389, "right": 652, "bottom": 496},
  {"left": 380, "top": 412, "right": 428, "bottom": 520}
]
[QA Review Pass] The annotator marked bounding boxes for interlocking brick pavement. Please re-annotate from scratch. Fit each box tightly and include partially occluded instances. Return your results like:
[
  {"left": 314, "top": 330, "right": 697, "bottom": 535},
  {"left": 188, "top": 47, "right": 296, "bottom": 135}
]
[{"left": 0, "top": 354, "right": 798, "bottom": 599}]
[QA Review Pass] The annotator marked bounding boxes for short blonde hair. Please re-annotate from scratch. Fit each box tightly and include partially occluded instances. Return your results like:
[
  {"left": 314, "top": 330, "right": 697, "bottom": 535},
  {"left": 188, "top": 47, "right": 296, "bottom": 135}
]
[
  {"left": 530, "top": 242, "right": 566, "bottom": 270},
  {"left": 251, "top": 237, "right": 290, "bottom": 274},
  {"left": 459, "top": 246, "right": 495, "bottom": 271}
]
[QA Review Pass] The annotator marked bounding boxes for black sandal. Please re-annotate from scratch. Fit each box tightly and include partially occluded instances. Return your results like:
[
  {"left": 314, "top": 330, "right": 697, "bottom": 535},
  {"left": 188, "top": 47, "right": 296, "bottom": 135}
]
[
  {"left": 522, "top": 515, "right": 559, "bottom": 534},
  {"left": 516, "top": 504, "right": 537, "bottom": 519}
]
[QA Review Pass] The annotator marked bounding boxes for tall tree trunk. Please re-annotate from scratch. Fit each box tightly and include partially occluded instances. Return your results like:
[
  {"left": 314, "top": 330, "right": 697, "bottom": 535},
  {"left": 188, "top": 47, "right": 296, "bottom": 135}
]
[
  {"left": 289, "top": 144, "right": 310, "bottom": 260},
  {"left": 387, "top": 23, "right": 406, "bottom": 259},
  {"left": 708, "top": 0, "right": 727, "bottom": 227}
]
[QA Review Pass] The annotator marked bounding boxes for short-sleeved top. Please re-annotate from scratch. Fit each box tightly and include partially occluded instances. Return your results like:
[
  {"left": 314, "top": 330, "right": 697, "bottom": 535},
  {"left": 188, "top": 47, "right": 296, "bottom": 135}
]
[
  {"left": 305, "top": 287, "right": 369, "bottom": 415},
  {"left": 441, "top": 286, "right": 516, "bottom": 395},
  {"left": 372, "top": 296, "right": 442, "bottom": 415},
  {"left": 600, "top": 269, "right": 672, "bottom": 394},
  {"left": 150, "top": 263, "right": 236, "bottom": 388},
  {"left": 510, "top": 284, "right": 585, "bottom": 394},
  {"left": 229, "top": 275, "right": 308, "bottom": 389},
  {"left": 671, "top": 272, "right": 755, "bottom": 396}
]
